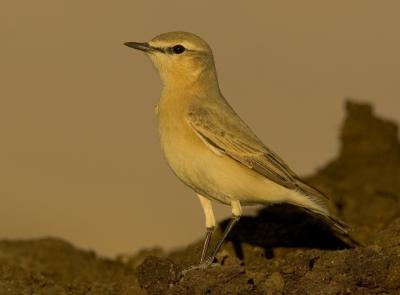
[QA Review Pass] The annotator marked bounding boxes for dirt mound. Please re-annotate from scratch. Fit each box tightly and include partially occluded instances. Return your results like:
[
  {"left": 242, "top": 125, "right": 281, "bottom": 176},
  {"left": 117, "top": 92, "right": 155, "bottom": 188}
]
[{"left": 1, "top": 101, "right": 399, "bottom": 294}]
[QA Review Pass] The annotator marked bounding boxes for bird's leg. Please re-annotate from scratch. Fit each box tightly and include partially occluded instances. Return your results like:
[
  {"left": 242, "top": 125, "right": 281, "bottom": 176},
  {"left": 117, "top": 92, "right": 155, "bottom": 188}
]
[
  {"left": 197, "top": 194, "right": 216, "bottom": 264},
  {"left": 203, "top": 200, "right": 242, "bottom": 266},
  {"left": 180, "top": 199, "right": 241, "bottom": 276},
  {"left": 200, "top": 227, "right": 214, "bottom": 263}
]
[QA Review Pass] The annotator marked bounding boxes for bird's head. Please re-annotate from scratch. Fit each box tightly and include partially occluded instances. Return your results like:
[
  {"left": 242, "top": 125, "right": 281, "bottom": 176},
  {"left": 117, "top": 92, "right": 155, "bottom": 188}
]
[{"left": 125, "top": 32, "right": 218, "bottom": 89}]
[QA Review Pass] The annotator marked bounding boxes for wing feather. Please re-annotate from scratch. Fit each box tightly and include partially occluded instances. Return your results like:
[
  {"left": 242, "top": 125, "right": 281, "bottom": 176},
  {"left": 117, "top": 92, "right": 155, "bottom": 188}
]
[
  {"left": 186, "top": 103, "right": 330, "bottom": 203},
  {"left": 186, "top": 104, "right": 299, "bottom": 190}
]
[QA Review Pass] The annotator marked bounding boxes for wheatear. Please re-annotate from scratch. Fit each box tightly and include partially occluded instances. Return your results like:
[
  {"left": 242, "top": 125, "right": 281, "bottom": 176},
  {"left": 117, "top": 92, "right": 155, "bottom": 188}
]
[{"left": 125, "top": 31, "right": 350, "bottom": 269}]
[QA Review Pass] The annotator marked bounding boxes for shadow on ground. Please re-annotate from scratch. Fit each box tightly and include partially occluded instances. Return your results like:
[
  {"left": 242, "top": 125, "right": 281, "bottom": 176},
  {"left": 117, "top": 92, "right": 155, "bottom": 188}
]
[{"left": 223, "top": 204, "right": 349, "bottom": 261}]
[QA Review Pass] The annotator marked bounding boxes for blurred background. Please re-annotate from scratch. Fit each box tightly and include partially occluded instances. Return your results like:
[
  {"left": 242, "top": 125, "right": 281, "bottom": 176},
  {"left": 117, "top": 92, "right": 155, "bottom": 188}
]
[{"left": 1, "top": 1, "right": 399, "bottom": 257}]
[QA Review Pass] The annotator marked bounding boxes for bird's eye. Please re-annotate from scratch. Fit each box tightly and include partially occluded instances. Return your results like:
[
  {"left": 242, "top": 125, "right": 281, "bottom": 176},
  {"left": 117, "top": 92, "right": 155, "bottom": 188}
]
[{"left": 172, "top": 45, "right": 185, "bottom": 54}]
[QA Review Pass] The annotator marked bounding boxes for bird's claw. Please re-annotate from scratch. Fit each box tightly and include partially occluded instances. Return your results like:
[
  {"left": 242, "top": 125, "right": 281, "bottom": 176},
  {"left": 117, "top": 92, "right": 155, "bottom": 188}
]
[{"left": 179, "top": 259, "right": 219, "bottom": 277}]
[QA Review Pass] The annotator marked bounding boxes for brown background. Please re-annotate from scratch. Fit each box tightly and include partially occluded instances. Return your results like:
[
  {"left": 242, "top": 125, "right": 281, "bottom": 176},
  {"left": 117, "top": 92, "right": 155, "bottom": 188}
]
[{"left": 1, "top": 1, "right": 399, "bottom": 257}]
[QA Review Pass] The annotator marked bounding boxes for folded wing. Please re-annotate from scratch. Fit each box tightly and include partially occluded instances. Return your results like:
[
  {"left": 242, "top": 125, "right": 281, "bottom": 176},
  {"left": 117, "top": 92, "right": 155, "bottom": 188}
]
[{"left": 186, "top": 102, "right": 329, "bottom": 203}]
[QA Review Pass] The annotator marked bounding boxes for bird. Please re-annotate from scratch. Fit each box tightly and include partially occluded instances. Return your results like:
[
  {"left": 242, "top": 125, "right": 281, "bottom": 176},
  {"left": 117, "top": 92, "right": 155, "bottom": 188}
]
[{"left": 124, "top": 31, "right": 352, "bottom": 269}]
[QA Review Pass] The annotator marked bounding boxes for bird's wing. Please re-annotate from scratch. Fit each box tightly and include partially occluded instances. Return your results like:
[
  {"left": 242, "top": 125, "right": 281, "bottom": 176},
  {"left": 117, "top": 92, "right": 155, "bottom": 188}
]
[
  {"left": 186, "top": 103, "right": 301, "bottom": 190},
  {"left": 186, "top": 103, "right": 330, "bottom": 202}
]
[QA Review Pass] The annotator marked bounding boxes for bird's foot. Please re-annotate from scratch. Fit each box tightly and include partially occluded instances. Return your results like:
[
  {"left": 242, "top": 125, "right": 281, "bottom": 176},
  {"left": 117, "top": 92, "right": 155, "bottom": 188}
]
[{"left": 179, "top": 257, "right": 219, "bottom": 277}]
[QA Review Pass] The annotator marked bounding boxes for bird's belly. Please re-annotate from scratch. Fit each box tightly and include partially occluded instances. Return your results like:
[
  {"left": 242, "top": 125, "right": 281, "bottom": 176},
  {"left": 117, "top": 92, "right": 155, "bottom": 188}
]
[{"left": 159, "top": 120, "right": 290, "bottom": 205}]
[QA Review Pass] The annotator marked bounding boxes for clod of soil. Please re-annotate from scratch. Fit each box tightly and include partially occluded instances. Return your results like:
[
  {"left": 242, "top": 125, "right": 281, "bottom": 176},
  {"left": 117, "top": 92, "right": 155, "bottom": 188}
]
[{"left": 1, "top": 101, "right": 399, "bottom": 294}]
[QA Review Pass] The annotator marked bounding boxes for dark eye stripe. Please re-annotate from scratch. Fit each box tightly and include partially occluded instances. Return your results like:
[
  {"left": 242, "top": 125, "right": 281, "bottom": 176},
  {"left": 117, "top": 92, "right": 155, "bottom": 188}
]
[
  {"left": 152, "top": 47, "right": 167, "bottom": 53},
  {"left": 152, "top": 45, "right": 191, "bottom": 54}
]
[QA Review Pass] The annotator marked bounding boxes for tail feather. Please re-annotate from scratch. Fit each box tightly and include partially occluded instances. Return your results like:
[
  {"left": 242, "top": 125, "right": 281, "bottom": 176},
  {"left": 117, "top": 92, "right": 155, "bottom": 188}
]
[
  {"left": 306, "top": 208, "right": 362, "bottom": 247},
  {"left": 292, "top": 179, "right": 361, "bottom": 247},
  {"left": 295, "top": 178, "right": 329, "bottom": 200}
]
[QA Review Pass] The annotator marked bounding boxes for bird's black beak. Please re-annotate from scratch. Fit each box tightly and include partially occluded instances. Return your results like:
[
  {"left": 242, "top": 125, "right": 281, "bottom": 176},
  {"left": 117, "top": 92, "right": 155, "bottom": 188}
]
[{"left": 124, "top": 42, "right": 152, "bottom": 52}]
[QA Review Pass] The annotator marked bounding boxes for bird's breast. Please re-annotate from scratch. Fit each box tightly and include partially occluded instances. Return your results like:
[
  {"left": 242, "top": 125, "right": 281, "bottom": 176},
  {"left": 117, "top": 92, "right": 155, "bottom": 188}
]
[
  {"left": 157, "top": 102, "right": 226, "bottom": 199},
  {"left": 158, "top": 107, "right": 205, "bottom": 181}
]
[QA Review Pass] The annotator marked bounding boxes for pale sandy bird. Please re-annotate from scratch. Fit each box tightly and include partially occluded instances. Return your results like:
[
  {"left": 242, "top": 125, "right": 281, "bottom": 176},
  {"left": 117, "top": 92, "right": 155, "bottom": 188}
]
[{"left": 124, "top": 31, "right": 351, "bottom": 269}]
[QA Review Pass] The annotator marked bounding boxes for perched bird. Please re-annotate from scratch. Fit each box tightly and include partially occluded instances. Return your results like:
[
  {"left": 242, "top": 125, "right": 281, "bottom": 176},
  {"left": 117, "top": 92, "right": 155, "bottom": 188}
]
[{"left": 124, "top": 32, "right": 351, "bottom": 269}]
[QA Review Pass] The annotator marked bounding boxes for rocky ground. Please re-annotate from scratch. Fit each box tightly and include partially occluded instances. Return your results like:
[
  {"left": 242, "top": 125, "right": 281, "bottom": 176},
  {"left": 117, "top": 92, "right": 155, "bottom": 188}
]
[{"left": 1, "top": 101, "right": 399, "bottom": 294}]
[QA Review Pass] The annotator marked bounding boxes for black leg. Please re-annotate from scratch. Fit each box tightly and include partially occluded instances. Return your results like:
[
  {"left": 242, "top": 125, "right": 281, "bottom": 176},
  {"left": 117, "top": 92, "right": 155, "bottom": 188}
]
[
  {"left": 200, "top": 227, "right": 214, "bottom": 263},
  {"left": 180, "top": 215, "right": 240, "bottom": 276},
  {"left": 203, "top": 215, "right": 240, "bottom": 265}
]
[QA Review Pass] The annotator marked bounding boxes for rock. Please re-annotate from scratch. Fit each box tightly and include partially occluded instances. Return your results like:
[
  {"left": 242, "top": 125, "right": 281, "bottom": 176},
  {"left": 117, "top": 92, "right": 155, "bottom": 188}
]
[
  {"left": 166, "top": 266, "right": 261, "bottom": 295},
  {"left": 264, "top": 272, "right": 284, "bottom": 295},
  {"left": 137, "top": 256, "right": 178, "bottom": 295},
  {"left": 0, "top": 238, "right": 144, "bottom": 294}
]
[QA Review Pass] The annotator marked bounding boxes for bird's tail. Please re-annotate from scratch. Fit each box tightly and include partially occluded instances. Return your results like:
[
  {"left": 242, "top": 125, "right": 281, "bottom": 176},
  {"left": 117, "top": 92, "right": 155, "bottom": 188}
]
[
  {"left": 302, "top": 207, "right": 362, "bottom": 247},
  {"left": 290, "top": 179, "right": 361, "bottom": 247}
]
